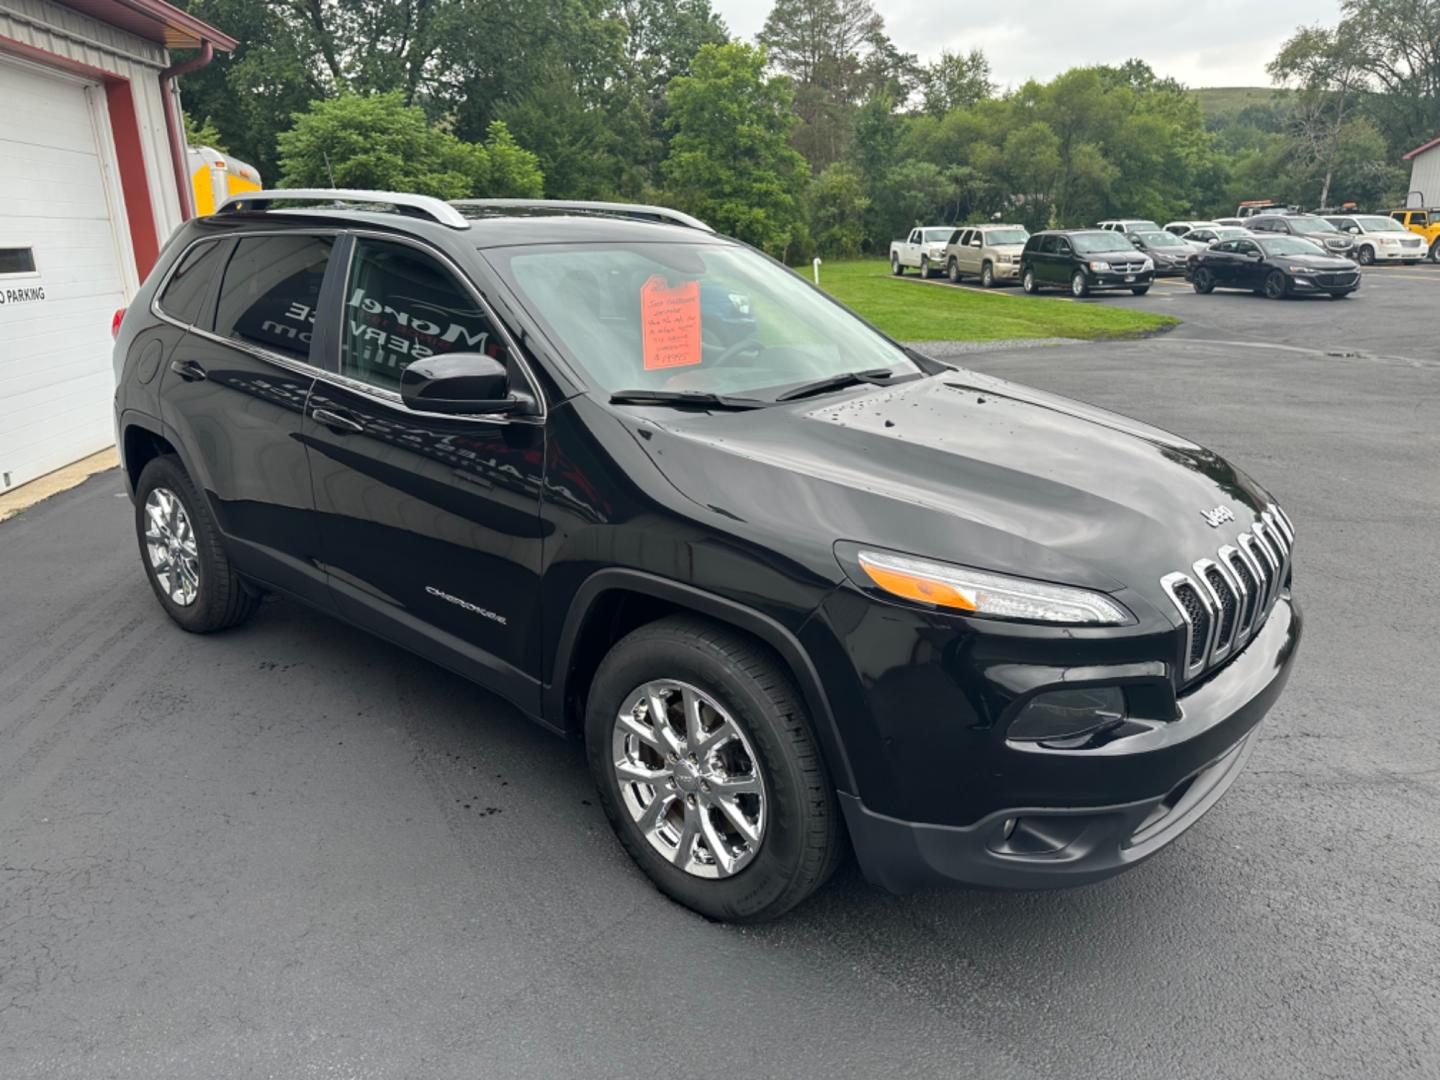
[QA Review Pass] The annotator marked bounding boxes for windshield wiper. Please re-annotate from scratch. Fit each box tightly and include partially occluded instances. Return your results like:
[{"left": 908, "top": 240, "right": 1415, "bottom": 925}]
[
  {"left": 609, "top": 389, "right": 770, "bottom": 411},
  {"left": 774, "top": 368, "right": 901, "bottom": 402}
]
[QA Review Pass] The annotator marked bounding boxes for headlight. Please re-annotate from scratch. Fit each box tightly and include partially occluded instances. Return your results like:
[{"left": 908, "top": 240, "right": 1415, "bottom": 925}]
[
  {"left": 998, "top": 254, "right": 1014, "bottom": 264},
  {"left": 1141, "top": 258, "right": 1154, "bottom": 270},
  {"left": 852, "top": 549, "right": 1131, "bottom": 624},
  {"left": 1088, "top": 260, "right": 1110, "bottom": 271}
]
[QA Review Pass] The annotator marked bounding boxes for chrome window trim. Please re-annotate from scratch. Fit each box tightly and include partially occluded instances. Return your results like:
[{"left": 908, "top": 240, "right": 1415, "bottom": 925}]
[
  {"left": 147, "top": 228, "right": 547, "bottom": 426},
  {"left": 218, "top": 189, "right": 471, "bottom": 230}
]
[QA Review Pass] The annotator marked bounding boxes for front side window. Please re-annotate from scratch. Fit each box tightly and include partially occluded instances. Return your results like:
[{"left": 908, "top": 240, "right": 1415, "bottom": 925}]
[
  {"left": 157, "top": 240, "right": 224, "bottom": 327},
  {"left": 1235, "top": 240, "right": 1259, "bottom": 256},
  {"left": 214, "top": 235, "right": 333, "bottom": 362},
  {"left": 341, "top": 239, "right": 503, "bottom": 392},
  {"left": 486, "top": 241, "right": 919, "bottom": 397}
]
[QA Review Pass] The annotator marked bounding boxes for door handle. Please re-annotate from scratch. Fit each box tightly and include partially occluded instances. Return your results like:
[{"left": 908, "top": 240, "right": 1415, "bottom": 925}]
[
  {"left": 311, "top": 406, "right": 365, "bottom": 434},
  {"left": 169, "top": 359, "right": 207, "bottom": 382}
]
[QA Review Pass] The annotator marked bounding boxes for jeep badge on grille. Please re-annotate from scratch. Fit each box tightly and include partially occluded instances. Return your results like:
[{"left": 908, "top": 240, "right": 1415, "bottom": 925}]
[{"left": 1201, "top": 505, "right": 1235, "bottom": 528}]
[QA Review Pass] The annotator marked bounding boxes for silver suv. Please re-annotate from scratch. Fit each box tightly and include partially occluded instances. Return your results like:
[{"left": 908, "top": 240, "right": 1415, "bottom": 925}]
[{"left": 944, "top": 224, "right": 1031, "bottom": 287}]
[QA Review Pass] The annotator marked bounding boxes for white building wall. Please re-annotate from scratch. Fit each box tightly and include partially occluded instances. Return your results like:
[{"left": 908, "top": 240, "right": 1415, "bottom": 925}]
[
  {"left": 0, "top": 0, "right": 182, "bottom": 269},
  {"left": 1407, "top": 146, "right": 1440, "bottom": 206}
]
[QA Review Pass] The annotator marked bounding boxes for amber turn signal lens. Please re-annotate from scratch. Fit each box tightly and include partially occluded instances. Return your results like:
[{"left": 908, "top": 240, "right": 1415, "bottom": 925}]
[{"left": 859, "top": 561, "right": 978, "bottom": 611}]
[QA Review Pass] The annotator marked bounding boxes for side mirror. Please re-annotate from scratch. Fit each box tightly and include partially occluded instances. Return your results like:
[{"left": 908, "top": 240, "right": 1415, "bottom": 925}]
[
  {"left": 401, "top": 352, "right": 523, "bottom": 415},
  {"left": 1131, "top": 238, "right": 1145, "bottom": 249}
]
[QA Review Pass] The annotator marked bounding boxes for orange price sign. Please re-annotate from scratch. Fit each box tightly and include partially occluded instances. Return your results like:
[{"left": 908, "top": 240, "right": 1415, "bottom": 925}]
[{"left": 640, "top": 275, "right": 702, "bottom": 370}]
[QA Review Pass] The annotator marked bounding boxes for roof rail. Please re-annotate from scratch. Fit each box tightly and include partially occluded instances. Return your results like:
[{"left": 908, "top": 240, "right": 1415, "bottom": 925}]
[
  {"left": 450, "top": 199, "right": 715, "bottom": 232},
  {"left": 215, "top": 189, "right": 470, "bottom": 230}
]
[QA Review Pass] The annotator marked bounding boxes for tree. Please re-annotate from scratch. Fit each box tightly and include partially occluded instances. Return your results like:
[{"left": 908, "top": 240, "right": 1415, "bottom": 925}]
[
  {"left": 276, "top": 93, "right": 542, "bottom": 198},
  {"left": 758, "top": 0, "right": 915, "bottom": 168},
  {"left": 808, "top": 163, "right": 869, "bottom": 256},
  {"left": 919, "top": 49, "right": 993, "bottom": 117},
  {"left": 662, "top": 43, "right": 809, "bottom": 256},
  {"left": 1269, "top": 25, "right": 1365, "bottom": 207}
]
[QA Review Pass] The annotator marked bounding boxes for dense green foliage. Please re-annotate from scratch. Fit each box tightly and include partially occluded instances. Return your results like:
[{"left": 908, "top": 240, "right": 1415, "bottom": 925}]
[
  {"left": 276, "top": 94, "right": 542, "bottom": 198},
  {"left": 173, "top": 0, "right": 1440, "bottom": 262}
]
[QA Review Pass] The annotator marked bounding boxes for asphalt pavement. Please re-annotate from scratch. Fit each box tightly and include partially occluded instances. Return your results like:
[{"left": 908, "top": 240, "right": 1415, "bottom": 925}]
[{"left": 2, "top": 268, "right": 1438, "bottom": 1078}]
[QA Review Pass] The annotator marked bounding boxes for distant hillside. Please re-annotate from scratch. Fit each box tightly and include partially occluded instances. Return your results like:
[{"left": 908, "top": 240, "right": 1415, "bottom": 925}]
[{"left": 1189, "top": 86, "right": 1286, "bottom": 116}]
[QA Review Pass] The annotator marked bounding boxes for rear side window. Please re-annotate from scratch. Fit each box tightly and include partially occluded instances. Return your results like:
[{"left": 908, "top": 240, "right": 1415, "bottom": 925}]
[
  {"left": 214, "top": 235, "right": 333, "bottom": 362},
  {"left": 156, "top": 240, "right": 224, "bottom": 327},
  {"left": 340, "top": 238, "right": 502, "bottom": 392}
]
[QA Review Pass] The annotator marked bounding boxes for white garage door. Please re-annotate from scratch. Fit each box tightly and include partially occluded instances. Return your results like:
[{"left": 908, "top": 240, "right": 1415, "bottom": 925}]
[{"left": 0, "top": 55, "right": 130, "bottom": 492}]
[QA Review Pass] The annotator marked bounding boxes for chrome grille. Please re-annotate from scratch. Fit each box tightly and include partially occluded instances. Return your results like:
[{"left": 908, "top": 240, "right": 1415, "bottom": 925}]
[{"left": 1163, "top": 503, "right": 1294, "bottom": 681}]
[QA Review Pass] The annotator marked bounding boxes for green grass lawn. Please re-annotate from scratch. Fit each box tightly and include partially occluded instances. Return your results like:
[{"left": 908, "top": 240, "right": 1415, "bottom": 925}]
[{"left": 814, "top": 260, "right": 1178, "bottom": 342}]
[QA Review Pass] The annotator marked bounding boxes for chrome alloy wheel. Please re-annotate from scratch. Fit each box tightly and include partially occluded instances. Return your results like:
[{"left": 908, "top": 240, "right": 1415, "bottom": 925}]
[
  {"left": 143, "top": 487, "right": 200, "bottom": 606},
  {"left": 612, "top": 679, "right": 766, "bottom": 878}
]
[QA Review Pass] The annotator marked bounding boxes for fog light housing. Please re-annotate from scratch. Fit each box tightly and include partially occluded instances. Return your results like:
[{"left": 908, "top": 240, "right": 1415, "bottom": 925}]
[{"left": 1008, "top": 687, "right": 1126, "bottom": 743}]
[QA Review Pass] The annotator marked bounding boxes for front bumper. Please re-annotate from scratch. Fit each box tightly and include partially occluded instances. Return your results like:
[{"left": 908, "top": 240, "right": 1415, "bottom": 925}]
[
  {"left": 990, "top": 261, "right": 1020, "bottom": 279},
  {"left": 1372, "top": 245, "right": 1424, "bottom": 261},
  {"left": 834, "top": 594, "right": 1301, "bottom": 892},
  {"left": 1089, "top": 270, "right": 1154, "bottom": 289},
  {"left": 1288, "top": 273, "right": 1359, "bottom": 294}
]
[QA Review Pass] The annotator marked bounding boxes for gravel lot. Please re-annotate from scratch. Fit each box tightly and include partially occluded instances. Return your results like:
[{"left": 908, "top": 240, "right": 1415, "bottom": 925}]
[{"left": 2, "top": 266, "right": 1437, "bottom": 1079}]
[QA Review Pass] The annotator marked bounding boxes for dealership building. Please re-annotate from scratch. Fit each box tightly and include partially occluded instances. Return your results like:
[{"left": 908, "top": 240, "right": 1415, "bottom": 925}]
[
  {"left": 1404, "top": 134, "right": 1440, "bottom": 206},
  {"left": 0, "top": 0, "right": 233, "bottom": 492}
]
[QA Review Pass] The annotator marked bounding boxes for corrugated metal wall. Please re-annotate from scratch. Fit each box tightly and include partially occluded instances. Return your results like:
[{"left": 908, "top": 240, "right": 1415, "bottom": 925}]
[
  {"left": 1407, "top": 147, "right": 1440, "bottom": 206},
  {"left": 0, "top": 0, "right": 183, "bottom": 260}
]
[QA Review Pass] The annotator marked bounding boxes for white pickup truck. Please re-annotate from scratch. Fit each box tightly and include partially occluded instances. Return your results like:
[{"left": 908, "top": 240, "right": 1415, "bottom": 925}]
[{"left": 890, "top": 227, "right": 957, "bottom": 278}]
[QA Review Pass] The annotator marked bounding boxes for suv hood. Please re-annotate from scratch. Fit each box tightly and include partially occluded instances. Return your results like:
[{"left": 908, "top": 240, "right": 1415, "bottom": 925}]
[{"left": 626, "top": 371, "right": 1274, "bottom": 605}]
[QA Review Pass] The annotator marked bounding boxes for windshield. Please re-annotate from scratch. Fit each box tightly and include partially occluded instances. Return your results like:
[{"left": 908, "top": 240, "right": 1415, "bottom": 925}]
[
  {"left": 1135, "top": 231, "right": 1185, "bottom": 248},
  {"left": 983, "top": 228, "right": 1029, "bottom": 245},
  {"left": 1290, "top": 218, "right": 1339, "bottom": 234},
  {"left": 922, "top": 229, "right": 952, "bottom": 242},
  {"left": 1354, "top": 216, "right": 1407, "bottom": 232},
  {"left": 486, "top": 242, "right": 921, "bottom": 397},
  {"left": 1259, "top": 237, "right": 1330, "bottom": 257},
  {"left": 1123, "top": 220, "right": 1161, "bottom": 231},
  {"left": 1072, "top": 233, "right": 1137, "bottom": 255}
]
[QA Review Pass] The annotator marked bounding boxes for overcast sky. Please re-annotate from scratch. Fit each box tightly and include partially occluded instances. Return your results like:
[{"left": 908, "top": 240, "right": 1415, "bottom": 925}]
[{"left": 711, "top": 1, "right": 1344, "bottom": 89}]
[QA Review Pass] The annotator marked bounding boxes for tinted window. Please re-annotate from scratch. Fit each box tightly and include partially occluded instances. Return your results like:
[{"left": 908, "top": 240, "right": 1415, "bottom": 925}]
[
  {"left": 341, "top": 239, "right": 501, "bottom": 392},
  {"left": 156, "top": 240, "right": 224, "bottom": 328},
  {"left": 1055, "top": 238, "right": 1072, "bottom": 255},
  {"left": 1038, "top": 236, "right": 1057, "bottom": 254},
  {"left": 1235, "top": 240, "right": 1259, "bottom": 255},
  {"left": 0, "top": 247, "right": 37, "bottom": 275},
  {"left": 214, "top": 235, "right": 332, "bottom": 361}
]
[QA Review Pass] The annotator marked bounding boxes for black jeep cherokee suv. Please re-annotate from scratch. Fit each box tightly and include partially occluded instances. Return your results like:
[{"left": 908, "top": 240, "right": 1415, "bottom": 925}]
[{"left": 113, "top": 191, "right": 1301, "bottom": 922}]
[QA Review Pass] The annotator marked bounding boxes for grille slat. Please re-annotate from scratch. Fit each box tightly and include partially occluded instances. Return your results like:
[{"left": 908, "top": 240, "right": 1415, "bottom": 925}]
[{"left": 1163, "top": 504, "right": 1293, "bottom": 682}]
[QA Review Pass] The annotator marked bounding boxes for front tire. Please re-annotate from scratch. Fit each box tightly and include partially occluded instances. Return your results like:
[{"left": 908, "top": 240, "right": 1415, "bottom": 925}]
[
  {"left": 134, "top": 455, "right": 259, "bottom": 633},
  {"left": 920, "top": 256, "right": 933, "bottom": 279},
  {"left": 1431, "top": 239, "right": 1440, "bottom": 264},
  {"left": 1357, "top": 245, "right": 1375, "bottom": 266},
  {"left": 1022, "top": 266, "right": 1038, "bottom": 294},
  {"left": 1131, "top": 285, "right": 1150, "bottom": 295},
  {"left": 1264, "top": 270, "right": 1289, "bottom": 299},
  {"left": 585, "top": 616, "right": 843, "bottom": 923},
  {"left": 1071, "top": 270, "right": 1090, "bottom": 298},
  {"left": 891, "top": 255, "right": 904, "bottom": 276},
  {"left": 980, "top": 262, "right": 995, "bottom": 288},
  {"left": 947, "top": 257, "right": 960, "bottom": 283}
]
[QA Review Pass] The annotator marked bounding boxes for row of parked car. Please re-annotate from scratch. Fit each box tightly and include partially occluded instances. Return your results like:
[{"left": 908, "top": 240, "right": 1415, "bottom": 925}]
[{"left": 890, "top": 207, "right": 1436, "bottom": 301}]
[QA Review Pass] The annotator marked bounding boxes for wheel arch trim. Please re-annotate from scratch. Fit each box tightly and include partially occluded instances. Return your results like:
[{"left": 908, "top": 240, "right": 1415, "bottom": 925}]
[{"left": 548, "top": 568, "right": 857, "bottom": 794}]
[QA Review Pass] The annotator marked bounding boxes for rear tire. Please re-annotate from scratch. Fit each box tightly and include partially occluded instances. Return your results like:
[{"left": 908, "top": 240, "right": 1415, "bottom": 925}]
[
  {"left": 134, "top": 455, "right": 259, "bottom": 633},
  {"left": 1193, "top": 268, "right": 1215, "bottom": 294},
  {"left": 585, "top": 616, "right": 843, "bottom": 923}
]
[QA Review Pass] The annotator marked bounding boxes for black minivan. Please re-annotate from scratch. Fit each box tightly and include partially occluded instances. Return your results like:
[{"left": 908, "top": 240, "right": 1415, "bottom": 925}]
[
  {"left": 1021, "top": 229, "right": 1155, "bottom": 297},
  {"left": 113, "top": 191, "right": 1300, "bottom": 921}
]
